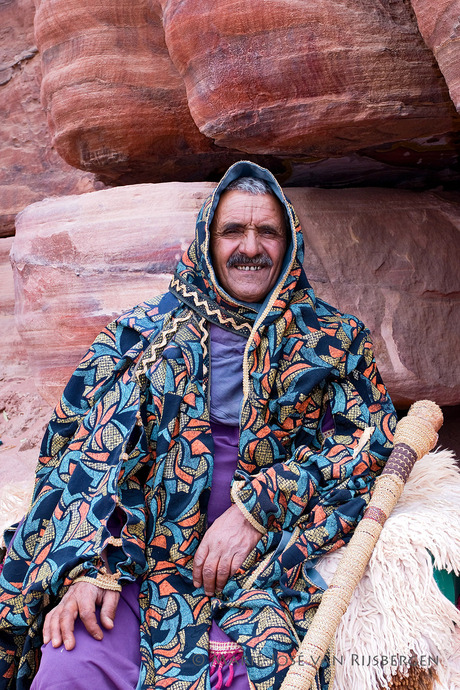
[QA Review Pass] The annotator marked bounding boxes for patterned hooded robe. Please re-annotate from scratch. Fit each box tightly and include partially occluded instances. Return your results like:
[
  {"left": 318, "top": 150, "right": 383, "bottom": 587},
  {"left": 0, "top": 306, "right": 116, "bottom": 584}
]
[{"left": 0, "top": 161, "right": 396, "bottom": 690}]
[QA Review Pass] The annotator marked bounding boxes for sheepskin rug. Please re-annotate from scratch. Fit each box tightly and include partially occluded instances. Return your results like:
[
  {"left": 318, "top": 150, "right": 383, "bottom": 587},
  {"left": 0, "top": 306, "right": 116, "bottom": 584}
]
[
  {"left": 0, "top": 478, "right": 34, "bottom": 539},
  {"left": 317, "top": 448, "right": 460, "bottom": 689},
  {"left": 0, "top": 449, "right": 459, "bottom": 689}
]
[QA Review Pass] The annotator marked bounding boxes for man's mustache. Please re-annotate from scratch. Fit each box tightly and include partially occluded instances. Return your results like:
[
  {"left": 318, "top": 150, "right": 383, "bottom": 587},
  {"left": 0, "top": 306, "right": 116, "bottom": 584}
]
[{"left": 227, "top": 252, "right": 273, "bottom": 268}]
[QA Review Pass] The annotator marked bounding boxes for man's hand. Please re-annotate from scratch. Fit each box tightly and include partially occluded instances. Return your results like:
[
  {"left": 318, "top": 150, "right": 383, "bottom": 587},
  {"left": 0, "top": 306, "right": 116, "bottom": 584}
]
[
  {"left": 193, "top": 504, "right": 262, "bottom": 596},
  {"left": 43, "top": 581, "right": 120, "bottom": 651}
]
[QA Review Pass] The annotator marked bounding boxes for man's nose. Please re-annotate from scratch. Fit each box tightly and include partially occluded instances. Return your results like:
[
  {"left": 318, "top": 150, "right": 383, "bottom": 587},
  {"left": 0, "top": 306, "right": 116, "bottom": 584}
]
[{"left": 239, "top": 228, "right": 261, "bottom": 256}]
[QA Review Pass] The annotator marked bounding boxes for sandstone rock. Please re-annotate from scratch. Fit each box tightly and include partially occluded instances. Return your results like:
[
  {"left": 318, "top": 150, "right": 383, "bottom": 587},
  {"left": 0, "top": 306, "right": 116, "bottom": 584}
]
[
  {"left": 32, "top": 0, "right": 252, "bottom": 184},
  {"left": 11, "top": 184, "right": 460, "bottom": 408},
  {"left": 0, "top": 238, "right": 24, "bottom": 384},
  {"left": 32, "top": 0, "right": 460, "bottom": 185},
  {"left": 411, "top": 0, "right": 460, "bottom": 112},
  {"left": 0, "top": 0, "right": 100, "bottom": 238},
  {"left": 11, "top": 183, "right": 214, "bottom": 404},
  {"left": 0, "top": 237, "right": 53, "bottom": 487},
  {"left": 287, "top": 187, "right": 460, "bottom": 407},
  {"left": 162, "top": 0, "right": 459, "bottom": 155}
]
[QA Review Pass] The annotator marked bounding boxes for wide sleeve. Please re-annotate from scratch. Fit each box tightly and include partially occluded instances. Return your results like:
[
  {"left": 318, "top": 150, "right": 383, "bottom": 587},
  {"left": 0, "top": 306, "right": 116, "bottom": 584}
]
[
  {"left": 232, "top": 327, "right": 397, "bottom": 556},
  {"left": 0, "top": 316, "right": 155, "bottom": 609},
  {"left": 36, "top": 319, "right": 147, "bottom": 472}
]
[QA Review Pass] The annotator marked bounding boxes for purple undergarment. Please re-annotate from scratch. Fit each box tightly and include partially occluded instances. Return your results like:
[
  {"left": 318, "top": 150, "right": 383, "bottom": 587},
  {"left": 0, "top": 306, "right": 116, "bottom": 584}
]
[
  {"left": 209, "top": 322, "right": 246, "bottom": 426},
  {"left": 207, "top": 422, "right": 239, "bottom": 525}
]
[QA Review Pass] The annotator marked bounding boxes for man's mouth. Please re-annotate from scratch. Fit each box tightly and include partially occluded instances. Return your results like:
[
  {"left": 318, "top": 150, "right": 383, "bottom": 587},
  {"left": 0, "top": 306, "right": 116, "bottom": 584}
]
[
  {"left": 227, "top": 253, "right": 272, "bottom": 272},
  {"left": 233, "top": 265, "right": 264, "bottom": 271}
]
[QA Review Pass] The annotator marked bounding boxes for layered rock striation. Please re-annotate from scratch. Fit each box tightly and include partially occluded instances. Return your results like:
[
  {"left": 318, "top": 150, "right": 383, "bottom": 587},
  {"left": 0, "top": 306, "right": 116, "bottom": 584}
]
[
  {"left": 11, "top": 183, "right": 213, "bottom": 402},
  {"left": 162, "top": 0, "right": 459, "bottom": 154},
  {"left": 32, "top": 0, "right": 460, "bottom": 187},
  {"left": 32, "top": 0, "right": 264, "bottom": 184},
  {"left": 0, "top": 0, "right": 100, "bottom": 238},
  {"left": 411, "top": 0, "right": 460, "bottom": 111}
]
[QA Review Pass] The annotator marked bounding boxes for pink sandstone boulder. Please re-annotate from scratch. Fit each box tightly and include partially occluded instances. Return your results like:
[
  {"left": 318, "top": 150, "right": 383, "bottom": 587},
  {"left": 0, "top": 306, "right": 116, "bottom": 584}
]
[
  {"left": 0, "top": 0, "right": 100, "bottom": 238},
  {"left": 32, "top": 0, "right": 251, "bottom": 184},
  {"left": 11, "top": 183, "right": 214, "bottom": 404},
  {"left": 162, "top": 0, "right": 459, "bottom": 155},
  {"left": 32, "top": 0, "right": 460, "bottom": 182},
  {"left": 11, "top": 183, "right": 460, "bottom": 409},
  {"left": 287, "top": 187, "right": 460, "bottom": 407},
  {"left": 0, "top": 238, "right": 26, "bottom": 381},
  {"left": 411, "top": 0, "right": 460, "bottom": 112}
]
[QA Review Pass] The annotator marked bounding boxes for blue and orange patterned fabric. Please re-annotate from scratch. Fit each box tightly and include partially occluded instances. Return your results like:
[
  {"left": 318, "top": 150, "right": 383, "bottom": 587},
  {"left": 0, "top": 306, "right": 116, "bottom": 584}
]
[{"left": 0, "top": 162, "right": 396, "bottom": 689}]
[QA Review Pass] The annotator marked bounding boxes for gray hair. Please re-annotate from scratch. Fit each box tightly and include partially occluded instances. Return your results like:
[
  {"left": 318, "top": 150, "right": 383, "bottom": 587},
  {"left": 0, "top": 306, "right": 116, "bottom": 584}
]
[
  {"left": 225, "top": 176, "right": 274, "bottom": 196},
  {"left": 225, "top": 176, "right": 291, "bottom": 236}
]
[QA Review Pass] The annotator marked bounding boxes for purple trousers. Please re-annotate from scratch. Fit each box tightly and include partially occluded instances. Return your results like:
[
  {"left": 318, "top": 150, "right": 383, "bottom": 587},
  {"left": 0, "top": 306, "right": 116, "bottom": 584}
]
[
  {"left": 33, "top": 422, "right": 249, "bottom": 689},
  {"left": 32, "top": 581, "right": 142, "bottom": 690},
  {"left": 33, "top": 581, "right": 249, "bottom": 690}
]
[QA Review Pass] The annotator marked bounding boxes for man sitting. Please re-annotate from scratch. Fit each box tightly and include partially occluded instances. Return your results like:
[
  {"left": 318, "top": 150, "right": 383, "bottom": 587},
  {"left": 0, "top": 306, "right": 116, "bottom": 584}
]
[{"left": 0, "top": 162, "right": 396, "bottom": 690}]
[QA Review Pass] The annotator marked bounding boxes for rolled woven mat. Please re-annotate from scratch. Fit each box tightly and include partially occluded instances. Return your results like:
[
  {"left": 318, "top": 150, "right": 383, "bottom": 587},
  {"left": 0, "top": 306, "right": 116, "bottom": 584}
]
[{"left": 281, "top": 400, "right": 444, "bottom": 690}]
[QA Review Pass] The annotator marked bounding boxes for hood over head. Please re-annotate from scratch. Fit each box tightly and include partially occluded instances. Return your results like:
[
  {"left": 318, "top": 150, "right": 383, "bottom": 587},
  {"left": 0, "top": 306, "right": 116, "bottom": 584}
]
[{"left": 169, "top": 161, "right": 315, "bottom": 335}]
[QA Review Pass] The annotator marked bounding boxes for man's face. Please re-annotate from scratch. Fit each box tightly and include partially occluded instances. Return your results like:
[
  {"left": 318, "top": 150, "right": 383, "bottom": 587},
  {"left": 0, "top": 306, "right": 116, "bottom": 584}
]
[{"left": 210, "top": 190, "right": 288, "bottom": 303}]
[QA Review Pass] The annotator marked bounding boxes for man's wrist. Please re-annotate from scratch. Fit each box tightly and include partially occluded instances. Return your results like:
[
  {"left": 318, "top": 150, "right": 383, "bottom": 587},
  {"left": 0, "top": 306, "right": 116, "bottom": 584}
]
[
  {"left": 72, "top": 567, "right": 122, "bottom": 592},
  {"left": 230, "top": 483, "right": 267, "bottom": 535}
]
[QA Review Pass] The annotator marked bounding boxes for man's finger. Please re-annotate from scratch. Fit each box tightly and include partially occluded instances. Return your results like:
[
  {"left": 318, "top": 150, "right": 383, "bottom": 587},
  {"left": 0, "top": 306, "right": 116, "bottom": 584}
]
[
  {"left": 42, "top": 611, "right": 52, "bottom": 645},
  {"left": 215, "top": 556, "right": 233, "bottom": 593},
  {"left": 59, "top": 605, "right": 78, "bottom": 651},
  {"left": 202, "top": 559, "right": 219, "bottom": 597},
  {"left": 99, "top": 591, "right": 120, "bottom": 630},
  {"left": 193, "top": 541, "right": 209, "bottom": 588},
  {"left": 229, "top": 551, "right": 245, "bottom": 578},
  {"left": 78, "top": 600, "right": 103, "bottom": 641},
  {"left": 49, "top": 610, "right": 65, "bottom": 649}
]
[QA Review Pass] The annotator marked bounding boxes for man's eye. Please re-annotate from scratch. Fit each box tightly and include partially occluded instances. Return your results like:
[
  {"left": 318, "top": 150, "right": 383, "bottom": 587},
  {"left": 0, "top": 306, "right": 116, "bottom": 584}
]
[{"left": 223, "top": 228, "right": 243, "bottom": 236}]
